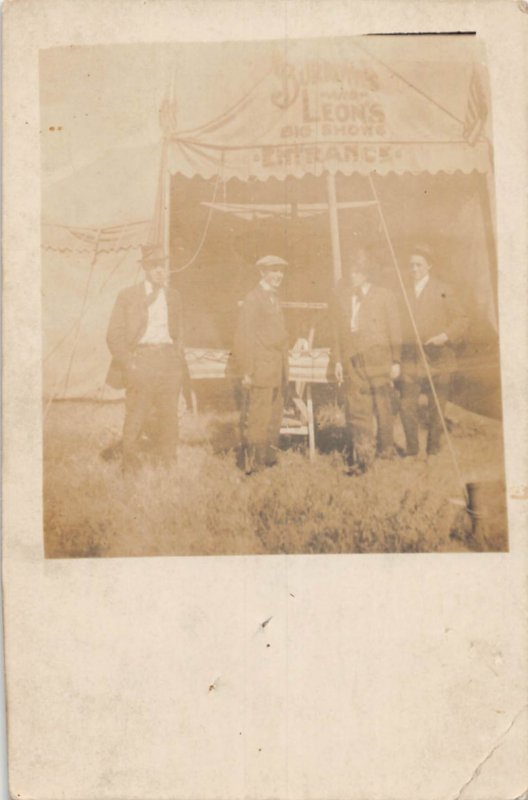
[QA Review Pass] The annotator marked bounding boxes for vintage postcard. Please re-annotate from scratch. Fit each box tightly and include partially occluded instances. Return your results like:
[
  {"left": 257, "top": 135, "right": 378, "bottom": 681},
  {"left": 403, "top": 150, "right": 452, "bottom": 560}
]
[
  {"left": 3, "top": 0, "right": 527, "bottom": 798},
  {"left": 41, "top": 35, "right": 506, "bottom": 558}
]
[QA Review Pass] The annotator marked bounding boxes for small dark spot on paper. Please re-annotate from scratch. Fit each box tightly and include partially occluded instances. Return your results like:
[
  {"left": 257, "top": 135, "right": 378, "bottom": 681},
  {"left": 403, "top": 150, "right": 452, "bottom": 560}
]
[
  {"left": 261, "top": 616, "right": 273, "bottom": 628},
  {"left": 266, "top": 643, "right": 271, "bottom": 648},
  {"left": 208, "top": 675, "right": 220, "bottom": 692}
]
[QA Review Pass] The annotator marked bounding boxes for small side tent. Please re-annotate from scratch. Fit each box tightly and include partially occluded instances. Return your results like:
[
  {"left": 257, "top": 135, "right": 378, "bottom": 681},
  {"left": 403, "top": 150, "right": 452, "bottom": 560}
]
[{"left": 42, "top": 35, "right": 501, "bottom": 417}]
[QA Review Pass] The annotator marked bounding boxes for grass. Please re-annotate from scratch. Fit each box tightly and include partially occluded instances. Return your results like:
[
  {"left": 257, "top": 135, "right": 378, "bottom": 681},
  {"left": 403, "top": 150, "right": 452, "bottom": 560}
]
[{"left": 43, "top": 397, "right": 508, "bottom": 558}]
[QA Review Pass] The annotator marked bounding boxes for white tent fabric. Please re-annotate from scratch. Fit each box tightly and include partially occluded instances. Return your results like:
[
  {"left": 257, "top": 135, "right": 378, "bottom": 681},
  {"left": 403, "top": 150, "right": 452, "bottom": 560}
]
[
  {"left": 43, "top": 144, "right": 162, "bottom": 231},
  {"left": 165, "top": 37, "right": 490, "bottom": 180},
  {"left": 41, "top": 35, "right": 497, "bottom": 402},
  {"left": 43, "top": 249, "right": 141, "bottom": 400},
  {"left": 42, "top": 221, "right": 152, "bottom": 254},
  {"left": 41, "top": 36, "right": 491, "bottom": 234}
]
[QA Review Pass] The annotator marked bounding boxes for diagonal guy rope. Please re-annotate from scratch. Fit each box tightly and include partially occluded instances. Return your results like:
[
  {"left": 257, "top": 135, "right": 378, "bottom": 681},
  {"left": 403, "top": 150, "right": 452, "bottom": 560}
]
[
  {"left": 353, "top": 40, "right": 464, "bottom": 127},
  {"left": 367, "top": 173, "right": 469, "bottom": 505},
  {"left": 43, "top": 246, "right": 132, "bottom": 364},
  {"left": 61, "top": 229, "right": 104, "bottom": 398},
  {"left": 169, "top": 162, "right": 223, "bottom": 275}
]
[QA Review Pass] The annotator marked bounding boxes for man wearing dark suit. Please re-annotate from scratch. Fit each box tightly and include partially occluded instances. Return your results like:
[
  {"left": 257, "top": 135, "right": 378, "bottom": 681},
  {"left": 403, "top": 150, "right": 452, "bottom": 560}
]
[
  {"left": 234, "top": 255, "right": 289, "bottom": 474},
  {"left": 399, "top": 243, "right": 469, "bottom": 456},
  {"left": 332, "top": 247, "right": 401, "bottom": 473},
  {"left": 106, "top": 244, "right": 184, "bottom": 474}
]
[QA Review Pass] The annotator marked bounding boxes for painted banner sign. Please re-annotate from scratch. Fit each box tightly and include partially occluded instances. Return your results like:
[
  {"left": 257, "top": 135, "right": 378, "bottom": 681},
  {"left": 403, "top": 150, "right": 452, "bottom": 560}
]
[{"left": 167, "top": 40, "right": 491, "bottom": 179}]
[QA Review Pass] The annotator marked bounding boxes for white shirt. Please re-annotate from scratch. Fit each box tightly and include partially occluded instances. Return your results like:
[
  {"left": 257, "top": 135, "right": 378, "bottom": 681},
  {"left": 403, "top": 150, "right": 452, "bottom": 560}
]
[
  {"left": 414, "top": 274, "right": 430, "bottom": 299},
  {"left": 350, "top": 282, "right": 371, "bottom": 332},
  {"left": 259, "top": 278, "right": 279, "bottom": 306},
  {"left": 138, "top": 280, "right": 173, "bottom": 344}
]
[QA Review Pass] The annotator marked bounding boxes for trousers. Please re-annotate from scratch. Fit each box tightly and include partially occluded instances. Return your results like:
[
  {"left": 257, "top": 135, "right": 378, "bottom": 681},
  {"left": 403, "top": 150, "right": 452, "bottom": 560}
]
[
  {"left": 399, "top": 373, "right": 451, "bottom": 454},
  {"left": 240, "top": 384, "right": 285, "bottom": 468},
  {"left": 122, "top": 345, "right": 183, "bottom": 473},
  {"left": 343, "top": 359, "right": 394, "bottom": 467}
]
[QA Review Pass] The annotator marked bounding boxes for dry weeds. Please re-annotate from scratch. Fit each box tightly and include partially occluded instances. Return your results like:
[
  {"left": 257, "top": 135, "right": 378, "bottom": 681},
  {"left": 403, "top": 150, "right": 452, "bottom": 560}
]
[{"left": 43, "top": 400, "right": 508, "bottom": 558}]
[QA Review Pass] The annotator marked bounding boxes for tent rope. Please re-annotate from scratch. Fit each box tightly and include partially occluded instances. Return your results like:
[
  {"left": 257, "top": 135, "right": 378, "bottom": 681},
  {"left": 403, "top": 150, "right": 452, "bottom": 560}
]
[
  {"left": 43, "top": 246, "right": 132, "bottom": 364},
  {"left": 353, "top": 40, "right": 464, "bottom": 128},
  {"left": 170, "top": 169, "right": 223, "bottom": 275},
  {"left": 367, "top": 173, "right": 469, "bottom": 505},
  {"left": 61, "top": 229, "right": 104, "bottom": 397},
  {"left": 43, "top": 369, "right": 67, "bottom": 422},
  {"left": 170, "top": 68, "right": 273, "bottom": 140}
]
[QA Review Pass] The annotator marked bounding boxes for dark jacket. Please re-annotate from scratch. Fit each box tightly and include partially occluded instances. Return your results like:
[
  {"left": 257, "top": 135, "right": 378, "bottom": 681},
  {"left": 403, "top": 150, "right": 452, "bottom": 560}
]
[
  {"left": 400, "top": 276, "right": 469, "bottom": 377},
  {"left": 331, "top": 282, "right": 401, "bottom": 382},
  {"left": 233, "top": 285, "right": 289, "bottom": 388},
  {"left": 106, "top": 283, "right": 184, "bottom": 389}
]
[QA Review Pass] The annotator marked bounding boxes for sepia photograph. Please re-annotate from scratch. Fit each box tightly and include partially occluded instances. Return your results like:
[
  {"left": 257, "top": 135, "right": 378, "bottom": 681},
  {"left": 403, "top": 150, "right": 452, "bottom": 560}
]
[
  {"left": 41, "top": 34, "right": 508, "bottom": 558},
  {"left": 4, "top": 3, "right": 528, "bottom": 798}
]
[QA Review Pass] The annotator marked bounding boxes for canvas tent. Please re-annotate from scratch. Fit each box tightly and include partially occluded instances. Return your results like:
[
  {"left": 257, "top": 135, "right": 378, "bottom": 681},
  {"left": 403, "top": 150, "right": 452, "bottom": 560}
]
[{"left": 42, "top": 35, "right": 500, "bottom": 415}]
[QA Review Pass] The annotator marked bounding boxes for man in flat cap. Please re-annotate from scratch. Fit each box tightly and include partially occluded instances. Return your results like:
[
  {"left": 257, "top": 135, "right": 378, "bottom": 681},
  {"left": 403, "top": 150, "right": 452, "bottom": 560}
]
[
  {"left": 399, "top": 243, "right": 468, "bottom": 456},
  {"left": 331, "top": 246, "right": 401, "bottom": 473},
  {"left": 106, "top": 244, "right": 185, "bottom": 475},
  {"left": 234, "top": 255, "right": 289, "bottom": 473}
]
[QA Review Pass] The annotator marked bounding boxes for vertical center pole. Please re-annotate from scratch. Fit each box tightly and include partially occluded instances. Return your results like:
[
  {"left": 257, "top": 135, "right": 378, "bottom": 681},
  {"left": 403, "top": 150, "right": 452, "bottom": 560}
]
[
  {"left": 162, "top": 143, "right": 171, "bottom": 262},
  {"left": 326, "top": 171, "right": 342, "bottom": 285}
]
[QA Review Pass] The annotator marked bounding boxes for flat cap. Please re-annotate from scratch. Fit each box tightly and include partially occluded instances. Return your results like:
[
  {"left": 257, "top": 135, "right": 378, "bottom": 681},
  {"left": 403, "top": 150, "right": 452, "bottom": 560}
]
[
  {"left": 411, "top": 243, "right": 434, "bottom": 262},
  {"left": 255, "top": 254, "right": 288, "bottom": 270}
]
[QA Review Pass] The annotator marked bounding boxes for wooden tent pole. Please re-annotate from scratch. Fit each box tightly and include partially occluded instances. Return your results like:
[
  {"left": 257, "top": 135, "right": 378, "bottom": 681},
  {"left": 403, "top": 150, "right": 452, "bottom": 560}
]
[
  {"left": 326, "top": 172, "right": 342, "bottom": 285},
  {"left": 477, "top": 170, "right": 499, "bottom": 329},
  {"left": 162, "top": 142, "right": 171, "bottom": 259}
]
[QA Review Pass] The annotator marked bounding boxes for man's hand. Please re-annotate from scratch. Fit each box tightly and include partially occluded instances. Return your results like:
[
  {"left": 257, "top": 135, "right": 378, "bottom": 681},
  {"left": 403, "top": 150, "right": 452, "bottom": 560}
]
[
  {"left": 390, "top": 362, "right": 401, "bottom": 380},
  {"left": 242, "top": 373, "right": 252, "bottom": 389},
  {"left": 125, "top": 362, "right": 137, "bottom": 387},
  {"left": 335, "top": 362, "right": 344, "bottom": 385},
  {"left": 425, "top": 332, "right": 448, "bottom": 347}
]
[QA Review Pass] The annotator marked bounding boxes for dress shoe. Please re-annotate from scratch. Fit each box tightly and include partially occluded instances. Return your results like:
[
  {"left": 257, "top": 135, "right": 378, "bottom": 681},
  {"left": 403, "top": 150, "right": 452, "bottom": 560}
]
[
  {"left": 401, "top": 448, "right": 419, "bottom": 458},
  {"left": 377, "top": 447, "right": 396, "bottom": 460},
  {"left": 426, "top": 445, "right": 442, "bottom": 456},
  {"left": 344, "top": 463, "right": 365, "bottom": 477}
]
